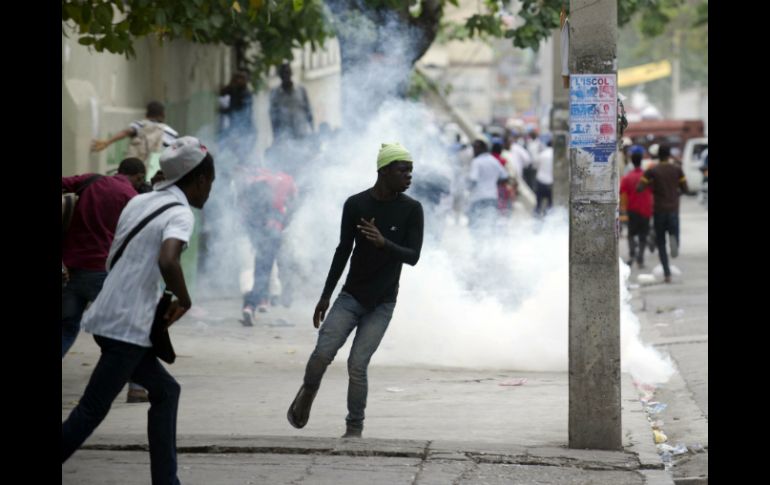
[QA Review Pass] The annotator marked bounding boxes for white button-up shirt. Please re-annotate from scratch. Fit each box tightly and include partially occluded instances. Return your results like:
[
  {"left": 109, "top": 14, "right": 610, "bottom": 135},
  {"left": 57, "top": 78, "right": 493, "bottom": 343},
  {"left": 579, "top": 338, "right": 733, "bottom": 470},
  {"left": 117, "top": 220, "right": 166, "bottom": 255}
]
[
  {"left": 469, "top": 153, "right": 509, "bottom": 203},
  {"left": 82, "top": 185, "right": 195, "bottom": 347},
  {"left": 535, "top": 147, "right": 554, "bottom": 185}
]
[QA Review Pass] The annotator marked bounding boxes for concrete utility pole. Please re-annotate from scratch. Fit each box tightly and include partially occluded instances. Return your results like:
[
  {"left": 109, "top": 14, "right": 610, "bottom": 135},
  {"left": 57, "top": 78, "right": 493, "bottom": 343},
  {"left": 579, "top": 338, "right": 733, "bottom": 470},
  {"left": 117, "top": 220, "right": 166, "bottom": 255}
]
[
  {"left": 567, "top": 0, "right": 622, "bottom": 450},
  {"left": 551, "top": 26, "right": 569, "bottom": 207}
]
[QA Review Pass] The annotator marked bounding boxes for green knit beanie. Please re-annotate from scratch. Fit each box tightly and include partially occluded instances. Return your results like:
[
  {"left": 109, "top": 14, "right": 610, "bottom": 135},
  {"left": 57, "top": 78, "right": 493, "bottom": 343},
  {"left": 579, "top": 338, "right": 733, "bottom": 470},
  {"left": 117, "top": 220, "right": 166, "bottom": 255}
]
[{"left": 377, "top": 142, "right": 413, "bottom": 171}]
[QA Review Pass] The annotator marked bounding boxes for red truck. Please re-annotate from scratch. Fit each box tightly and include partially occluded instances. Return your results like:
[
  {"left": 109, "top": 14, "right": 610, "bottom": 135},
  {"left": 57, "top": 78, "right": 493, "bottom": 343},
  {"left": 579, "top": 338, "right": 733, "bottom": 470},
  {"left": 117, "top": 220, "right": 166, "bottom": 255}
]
[{"left": 623, "top": 119, "right": 705, "bottom": 159}]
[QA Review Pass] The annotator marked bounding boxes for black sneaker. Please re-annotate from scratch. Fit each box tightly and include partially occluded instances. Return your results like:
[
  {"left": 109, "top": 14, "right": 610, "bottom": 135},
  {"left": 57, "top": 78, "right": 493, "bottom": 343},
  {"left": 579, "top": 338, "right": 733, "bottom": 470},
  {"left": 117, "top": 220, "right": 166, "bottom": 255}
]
[
  {"left": 341, "top": 426, "right": 362, "bottom": 439},
  {"left": 287, "top": 385, "right": 317, "bottom": 429}
]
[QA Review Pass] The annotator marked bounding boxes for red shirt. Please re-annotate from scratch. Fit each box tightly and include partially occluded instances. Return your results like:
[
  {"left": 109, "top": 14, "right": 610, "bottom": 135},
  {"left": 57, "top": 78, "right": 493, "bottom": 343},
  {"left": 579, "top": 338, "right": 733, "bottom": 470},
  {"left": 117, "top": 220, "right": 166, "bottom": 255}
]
[
  {"left": 237, "top": 167, "right": 297, "bottom": 232},
  {"left": 620, "top": 168, "right": 653, "bottom": 218},
  {"left": 62, "top": 174, "right": 138, "bottom": 271}
]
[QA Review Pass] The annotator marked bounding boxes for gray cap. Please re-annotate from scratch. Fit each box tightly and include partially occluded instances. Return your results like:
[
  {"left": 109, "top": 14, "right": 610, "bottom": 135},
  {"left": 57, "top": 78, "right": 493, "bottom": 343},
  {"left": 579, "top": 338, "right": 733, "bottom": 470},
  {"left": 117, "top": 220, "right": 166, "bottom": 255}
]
[{"left": 154, "top": 136, "right": 209, "bottom": 190}]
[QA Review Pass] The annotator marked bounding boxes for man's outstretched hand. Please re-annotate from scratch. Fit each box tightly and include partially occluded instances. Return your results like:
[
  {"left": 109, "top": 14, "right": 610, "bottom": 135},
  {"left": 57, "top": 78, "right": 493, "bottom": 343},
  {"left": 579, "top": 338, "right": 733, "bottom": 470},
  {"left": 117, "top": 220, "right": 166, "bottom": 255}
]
[{"left": 313, "top": 298, "right": 330, "bottom": 328}]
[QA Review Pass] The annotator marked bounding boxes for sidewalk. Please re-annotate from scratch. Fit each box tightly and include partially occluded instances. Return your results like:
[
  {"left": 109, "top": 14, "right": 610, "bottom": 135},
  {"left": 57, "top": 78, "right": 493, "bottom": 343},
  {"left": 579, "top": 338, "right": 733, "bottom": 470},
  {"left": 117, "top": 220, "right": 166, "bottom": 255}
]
[
  {"left": 62, "top": 293, "right": 671, "bottom": 484},
  {"left": 623, "top": 195, "right": 708, "bottom": 484}
]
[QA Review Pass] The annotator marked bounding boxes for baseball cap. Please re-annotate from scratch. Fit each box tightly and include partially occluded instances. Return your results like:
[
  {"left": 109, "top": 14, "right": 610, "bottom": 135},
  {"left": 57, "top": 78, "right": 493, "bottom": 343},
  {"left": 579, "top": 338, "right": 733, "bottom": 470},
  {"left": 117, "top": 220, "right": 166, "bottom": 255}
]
[{"left": 154, "top": 136, "right": 209, "bottom": 190}]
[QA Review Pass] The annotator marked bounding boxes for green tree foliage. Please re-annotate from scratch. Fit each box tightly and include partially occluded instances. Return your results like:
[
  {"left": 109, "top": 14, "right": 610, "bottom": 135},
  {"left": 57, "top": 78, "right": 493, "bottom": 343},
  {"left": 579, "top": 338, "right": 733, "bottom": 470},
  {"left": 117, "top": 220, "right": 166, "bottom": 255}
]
[
  {"left": 618, "top": 0, "right": 707, "bottom": 87},
  {"left": 62, "top": 0, "right": 333, "bottom": 88},
  {"left": 62, "top": 0, "right": 697, "bottom": 84},
  {"left": 617, "top": 0, "right": 707, "bottom": 113}
]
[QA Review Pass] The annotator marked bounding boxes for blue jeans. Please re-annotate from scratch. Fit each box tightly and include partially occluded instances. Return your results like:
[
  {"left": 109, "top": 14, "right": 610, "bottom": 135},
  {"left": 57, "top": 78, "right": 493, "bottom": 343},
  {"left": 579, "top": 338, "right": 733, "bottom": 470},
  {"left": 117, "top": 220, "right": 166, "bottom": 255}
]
[
  {"left": 62, "top": 335, "right": 181, "bottom": 485},
  {"left": 303, "top": 292, "right": 396, "bottom": 430},
  {"left": 653, "top": 212, "right": 680, "bottom": 277},
  {"left": 62, "top": 269, "right": 107, "bottom": 358},
  {"left": 244, "top": 229, "right": 282, "bottom": 308}
]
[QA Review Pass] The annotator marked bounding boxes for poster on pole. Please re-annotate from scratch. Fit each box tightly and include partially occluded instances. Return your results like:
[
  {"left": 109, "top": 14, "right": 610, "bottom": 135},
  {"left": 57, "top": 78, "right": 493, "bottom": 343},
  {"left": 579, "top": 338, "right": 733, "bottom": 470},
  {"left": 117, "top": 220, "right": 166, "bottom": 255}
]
[{"left": 569, "top": 74, "right": 617, "bottom": 164}]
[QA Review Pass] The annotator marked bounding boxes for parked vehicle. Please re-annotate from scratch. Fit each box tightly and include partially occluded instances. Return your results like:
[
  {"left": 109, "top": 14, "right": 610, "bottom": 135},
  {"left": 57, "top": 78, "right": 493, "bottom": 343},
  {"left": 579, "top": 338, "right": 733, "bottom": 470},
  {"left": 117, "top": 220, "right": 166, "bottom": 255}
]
[{"left": 681, "top": 137, "right": 708, "bottom": 193}]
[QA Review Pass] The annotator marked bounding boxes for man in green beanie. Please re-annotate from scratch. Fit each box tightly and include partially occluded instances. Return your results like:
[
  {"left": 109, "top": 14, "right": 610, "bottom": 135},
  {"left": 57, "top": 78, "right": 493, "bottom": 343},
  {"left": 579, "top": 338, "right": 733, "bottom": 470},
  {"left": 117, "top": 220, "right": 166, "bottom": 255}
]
[{"left": 287, "top": 142, "right": 424, "bottom": 438}]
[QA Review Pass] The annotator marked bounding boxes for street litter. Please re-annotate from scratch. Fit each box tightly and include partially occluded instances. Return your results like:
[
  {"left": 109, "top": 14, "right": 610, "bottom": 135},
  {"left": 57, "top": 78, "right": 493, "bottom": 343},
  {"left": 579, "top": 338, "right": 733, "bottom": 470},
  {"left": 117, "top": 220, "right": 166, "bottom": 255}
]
[
  {"left": 646, "top": 402, "right": 667, "bottom": 414},
  {"left": 650, "top": 419, "right": 664, "bottom": 429},
  {"left": 657, "top": 444, "right": 675, "bottom": 453},
  {"left": 653, "top": 429, "right": 668, "bottom": 444},
  {"left": 689, "top": 443, "right": 705, "bottom": 453},
  {"left": 499, "top": 378, "right": 528, "bottom": 386},
  {"left": 672, "top": 443, "right": 689, "bottom": 455},
  {"left": 634, "top": 381, "right": 657, "bottom": 393},
  {"left": 386, "top": 387, "right": 405, "bottom": 392},
  {"left": 285, "top": 349, "right": 296, "bottom": 354},
  {"left": 660, "top": 451, "right": 673, "bottom": 465}
]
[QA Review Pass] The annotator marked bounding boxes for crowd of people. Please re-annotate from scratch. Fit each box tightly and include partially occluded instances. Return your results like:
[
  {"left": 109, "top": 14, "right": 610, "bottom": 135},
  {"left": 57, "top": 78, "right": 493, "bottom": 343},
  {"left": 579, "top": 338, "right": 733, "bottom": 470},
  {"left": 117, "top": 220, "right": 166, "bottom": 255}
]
[{"left": 62, "top": 61, "right": 698, "bottom": 482}]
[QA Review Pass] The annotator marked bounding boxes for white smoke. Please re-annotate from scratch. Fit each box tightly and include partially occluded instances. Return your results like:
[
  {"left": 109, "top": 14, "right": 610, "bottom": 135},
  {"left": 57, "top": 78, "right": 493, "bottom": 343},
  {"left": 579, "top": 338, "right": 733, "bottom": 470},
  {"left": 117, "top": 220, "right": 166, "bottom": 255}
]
[
  {"left": 194, "top": 9, "right": 673, "bottom": 386},
  {"left": 619, "top": 260, "right": 675, "bottom": 384}
]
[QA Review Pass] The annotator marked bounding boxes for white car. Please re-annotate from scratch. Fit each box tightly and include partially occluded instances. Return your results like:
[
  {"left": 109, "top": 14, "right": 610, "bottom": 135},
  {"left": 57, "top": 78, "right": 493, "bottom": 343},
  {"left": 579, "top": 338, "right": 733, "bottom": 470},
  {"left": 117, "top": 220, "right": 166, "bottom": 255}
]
[{"left": 681, "top": 137, "right": 708, "bottom": 193}]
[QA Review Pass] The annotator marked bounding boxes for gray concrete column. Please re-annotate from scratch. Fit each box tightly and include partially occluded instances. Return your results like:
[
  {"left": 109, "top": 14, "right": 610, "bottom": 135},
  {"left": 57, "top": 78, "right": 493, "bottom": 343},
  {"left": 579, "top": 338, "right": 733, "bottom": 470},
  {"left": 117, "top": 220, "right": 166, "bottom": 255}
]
[
  {"left": 568, "top": 0, "right": 622, "bottom": 451},
  {"left": 551, "top": 24, "right": 570, "bottom": 207}
]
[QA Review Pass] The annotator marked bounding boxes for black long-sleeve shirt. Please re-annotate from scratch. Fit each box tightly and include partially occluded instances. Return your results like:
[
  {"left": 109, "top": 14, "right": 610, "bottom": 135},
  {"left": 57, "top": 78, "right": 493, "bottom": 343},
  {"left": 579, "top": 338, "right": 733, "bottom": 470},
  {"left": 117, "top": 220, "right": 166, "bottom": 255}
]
[{"left": 321, "top": 189, "right": 424, "bottom": 309}]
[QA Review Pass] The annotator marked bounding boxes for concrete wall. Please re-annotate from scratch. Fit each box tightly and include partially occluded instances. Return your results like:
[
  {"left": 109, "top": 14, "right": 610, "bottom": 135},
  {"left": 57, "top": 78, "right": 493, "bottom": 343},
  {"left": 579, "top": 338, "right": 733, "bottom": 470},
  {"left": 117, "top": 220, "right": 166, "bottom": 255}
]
[
  {"left": 62, "top": 33, "right": 342, "bottom": 177},
  {"left": 62, "top": 30, "right": 342, "bottom": 293},
  {"left": 62, "top": 33, "right": 230, "bottom": 176},
  {"left": 674, "top": 86, "right": 708, "bottom": 135},
  {"left": 420, "top": 39, "right": 495, "bottom": 125}
]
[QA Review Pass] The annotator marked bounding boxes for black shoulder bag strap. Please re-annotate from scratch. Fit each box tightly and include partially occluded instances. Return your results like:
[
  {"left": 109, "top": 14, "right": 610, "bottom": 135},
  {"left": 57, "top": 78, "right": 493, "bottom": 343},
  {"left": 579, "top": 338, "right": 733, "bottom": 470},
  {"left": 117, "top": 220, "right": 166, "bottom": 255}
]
[
  {"left": 110, "top": 202, "right": 183, "bottom": 270},
  {"left": 76, "top": 174, "right": 103, "bottom": 195},
  {"left": 109, "top": 201, "right": 184, "bottom": 364}
]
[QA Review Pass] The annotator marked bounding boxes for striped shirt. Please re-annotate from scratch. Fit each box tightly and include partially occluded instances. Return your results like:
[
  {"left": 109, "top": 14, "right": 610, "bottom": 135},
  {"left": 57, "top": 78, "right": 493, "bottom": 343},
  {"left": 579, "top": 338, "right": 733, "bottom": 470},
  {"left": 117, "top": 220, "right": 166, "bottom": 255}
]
[
  {"left": 81, "top": 185, "right": 195, "bottom": 347},
  {"left": 129, "top": 119, "right": 178, "bottom": 148}
]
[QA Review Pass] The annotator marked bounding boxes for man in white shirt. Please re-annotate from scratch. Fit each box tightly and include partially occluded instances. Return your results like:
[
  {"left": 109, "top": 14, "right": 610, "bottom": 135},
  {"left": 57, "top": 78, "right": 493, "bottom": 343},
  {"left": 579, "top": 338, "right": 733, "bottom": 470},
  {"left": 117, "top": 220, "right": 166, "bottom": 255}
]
[
  {"left": 501, "top": 134, "right": 533, "bottom": 187},
  {"left": 468, "top": 139, "right": 510, "bottom": 235},
  {"left": 62, "top": 137, "right": 216, "bottom": 485},
  {"left": 91, "top": 102, "right": 179, "bottom": 173},
  {"left": 526, "top": 130, "right": 544, "bottom": 158},
  {"left": 534, "top": 139, "right": 554, "bottom": 217}
]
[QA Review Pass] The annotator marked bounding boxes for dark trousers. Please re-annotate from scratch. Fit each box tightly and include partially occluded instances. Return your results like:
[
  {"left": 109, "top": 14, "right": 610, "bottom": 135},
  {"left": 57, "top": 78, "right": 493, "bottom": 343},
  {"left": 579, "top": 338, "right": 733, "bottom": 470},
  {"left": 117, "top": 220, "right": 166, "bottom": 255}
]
[
  {"left": 62, "top": 269, "right": 107, "bottom": 358},
  {"left": 62, "top": 335, "right": 181, "bottom": 485},
  {"left": 627, "top": 211, "right": 651, "bottom": 265},
  {"left": 653, "top": 212, "right": 680, "bottom": 277},
  {"left": 244, "top": 229, "right": 282, "bottom": 308},
  {"left": 535, "top": 182, "right": 553, "bottom": 216}
]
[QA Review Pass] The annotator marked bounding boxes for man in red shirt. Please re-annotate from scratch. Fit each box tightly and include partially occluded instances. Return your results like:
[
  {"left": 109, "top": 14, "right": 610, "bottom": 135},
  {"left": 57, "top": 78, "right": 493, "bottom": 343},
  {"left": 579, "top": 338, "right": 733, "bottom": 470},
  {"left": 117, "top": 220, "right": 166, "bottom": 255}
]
[
  {"left": 637, "top": 144, "right": 689, "bottom": 283},
  {"left": 620, "top": 147, "right": 653, "bottom": 269},
  {"left": 62, "top": 158, "right": 146, "bottom": 358},
  {"left": 236, "top": 162, "right": 298, "bottom": 325}
]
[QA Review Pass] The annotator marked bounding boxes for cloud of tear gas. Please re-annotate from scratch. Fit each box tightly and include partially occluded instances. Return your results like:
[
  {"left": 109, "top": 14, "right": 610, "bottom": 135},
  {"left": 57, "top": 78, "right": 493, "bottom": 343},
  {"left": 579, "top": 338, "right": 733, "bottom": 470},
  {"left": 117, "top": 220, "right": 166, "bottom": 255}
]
[
  {"left": 194, "top": 7, "right": 673, "bottom": 386},
  {"left": 618, "top": 261, "right": 675, "bottom": 384}
]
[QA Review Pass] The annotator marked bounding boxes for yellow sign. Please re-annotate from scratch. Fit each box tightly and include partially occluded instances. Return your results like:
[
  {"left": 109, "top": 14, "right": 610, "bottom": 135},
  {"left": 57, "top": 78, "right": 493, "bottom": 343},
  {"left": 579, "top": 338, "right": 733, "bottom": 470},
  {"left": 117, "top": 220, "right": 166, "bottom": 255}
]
[{"left": 618, "top": 61, "right": 672, "bottom": 87}]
